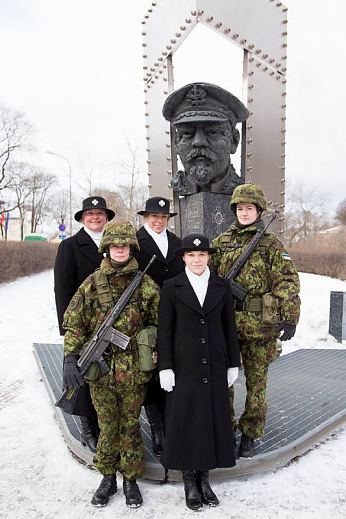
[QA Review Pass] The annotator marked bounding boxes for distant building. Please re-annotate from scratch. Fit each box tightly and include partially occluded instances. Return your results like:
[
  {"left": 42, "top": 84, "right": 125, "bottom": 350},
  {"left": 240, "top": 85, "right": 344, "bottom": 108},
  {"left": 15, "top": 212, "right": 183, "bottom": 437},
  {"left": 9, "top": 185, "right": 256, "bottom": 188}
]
[{"left": 0, "top": 206, "right": 31, "bottom": 241}]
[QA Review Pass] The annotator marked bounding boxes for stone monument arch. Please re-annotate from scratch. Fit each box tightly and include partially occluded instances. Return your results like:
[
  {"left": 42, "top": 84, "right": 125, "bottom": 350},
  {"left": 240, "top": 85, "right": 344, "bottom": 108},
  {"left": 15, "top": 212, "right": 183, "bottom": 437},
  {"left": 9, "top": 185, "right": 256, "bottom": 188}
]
[{"left": 142, "top": 0, "right": 287, "bottom": 237}]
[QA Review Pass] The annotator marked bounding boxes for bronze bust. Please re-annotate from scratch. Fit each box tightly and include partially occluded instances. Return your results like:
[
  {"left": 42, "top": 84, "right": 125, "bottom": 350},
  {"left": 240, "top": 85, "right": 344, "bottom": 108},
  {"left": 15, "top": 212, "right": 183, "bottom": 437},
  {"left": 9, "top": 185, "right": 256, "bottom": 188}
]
[{"left": 162, "top": 82, "right": 249, "bottom": 195}]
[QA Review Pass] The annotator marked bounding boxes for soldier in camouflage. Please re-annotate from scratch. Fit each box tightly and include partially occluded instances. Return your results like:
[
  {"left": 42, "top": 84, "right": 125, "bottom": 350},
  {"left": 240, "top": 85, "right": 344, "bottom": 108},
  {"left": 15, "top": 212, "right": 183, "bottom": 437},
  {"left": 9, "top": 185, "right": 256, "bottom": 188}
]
[
  {"left": 63, "top": 222, "right": 160, "bottom": 508},
  {"left": 212, "top": 184, "right": 300, "bottom": 458}
]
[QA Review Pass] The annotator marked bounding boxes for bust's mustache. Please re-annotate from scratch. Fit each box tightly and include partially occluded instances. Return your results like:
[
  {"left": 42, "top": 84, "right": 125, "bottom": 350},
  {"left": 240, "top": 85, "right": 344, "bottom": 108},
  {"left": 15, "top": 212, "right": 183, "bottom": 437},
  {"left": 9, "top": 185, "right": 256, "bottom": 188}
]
[{"left": 185, "top": 147, "right": 217, "bottom": 162}]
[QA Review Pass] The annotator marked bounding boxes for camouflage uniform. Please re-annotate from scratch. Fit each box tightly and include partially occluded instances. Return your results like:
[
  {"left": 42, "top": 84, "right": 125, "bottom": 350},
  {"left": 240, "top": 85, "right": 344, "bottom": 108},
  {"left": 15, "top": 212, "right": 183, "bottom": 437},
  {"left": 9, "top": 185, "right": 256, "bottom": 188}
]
[
  {"left": 63, "top": 222, "right": 160, "bottom": 478},
  {"left": 212, "top": 185, "right": 300, "bottom": 438}
]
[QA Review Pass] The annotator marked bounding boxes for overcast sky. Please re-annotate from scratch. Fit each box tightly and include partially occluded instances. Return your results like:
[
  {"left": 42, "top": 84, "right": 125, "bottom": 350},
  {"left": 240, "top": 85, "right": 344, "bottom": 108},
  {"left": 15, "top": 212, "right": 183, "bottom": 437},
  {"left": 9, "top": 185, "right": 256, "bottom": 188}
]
[{"left": 0, "top": 0, "right": 345, "bottom": 211}]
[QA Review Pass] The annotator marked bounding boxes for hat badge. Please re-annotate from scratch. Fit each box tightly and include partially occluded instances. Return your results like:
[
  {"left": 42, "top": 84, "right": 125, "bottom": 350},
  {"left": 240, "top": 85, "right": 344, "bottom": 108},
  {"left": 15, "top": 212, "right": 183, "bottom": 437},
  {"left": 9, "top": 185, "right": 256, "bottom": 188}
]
[
  {"left": 91, "top": 199, "right": 99, "bottom": 206},
  {"left": 193, "top": 238, "right": 201, "bottom": 246},
  {"left": 158, "top": 199, "right": 166, "bottom": 207},
  {"left": 186, "top": 85, "right": 207, "bottom": 106}
]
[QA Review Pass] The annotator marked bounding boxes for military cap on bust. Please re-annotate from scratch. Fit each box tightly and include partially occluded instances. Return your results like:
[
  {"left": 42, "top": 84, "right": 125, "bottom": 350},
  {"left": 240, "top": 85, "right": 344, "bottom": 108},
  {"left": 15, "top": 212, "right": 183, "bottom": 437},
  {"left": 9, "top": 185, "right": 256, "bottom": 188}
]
[
  {"left": 137, "top": 196, "right": 177, "bottom": 217},
  {"left": 175, "top": 233, "right": 216, "bottom": 256},
  {"left": 162, "top": 82, "right": 249, "bottom": 127}
]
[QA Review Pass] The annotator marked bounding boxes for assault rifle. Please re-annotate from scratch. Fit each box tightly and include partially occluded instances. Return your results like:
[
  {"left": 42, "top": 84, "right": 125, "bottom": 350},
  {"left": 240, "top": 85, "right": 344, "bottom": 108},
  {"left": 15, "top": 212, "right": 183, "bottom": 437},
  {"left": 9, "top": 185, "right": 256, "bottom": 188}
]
[
  {"left": 226, "top": 213, "right": 277, "bottom": 304},
  {"left": 56, "top": 254, "right": 156, "bottom": 414}
]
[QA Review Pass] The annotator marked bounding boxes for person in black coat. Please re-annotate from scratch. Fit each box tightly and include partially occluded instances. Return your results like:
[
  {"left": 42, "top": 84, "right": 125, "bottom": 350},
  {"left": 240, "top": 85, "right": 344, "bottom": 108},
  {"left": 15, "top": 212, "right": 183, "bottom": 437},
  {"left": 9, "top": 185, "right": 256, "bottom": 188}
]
[
  {"left": 134, "top": 196, "right": 184, "bottom": 456},
  {"left": 158, "top": 234, "right": 241, "bottom": 511},
  {"left": 54, "top": 196, "right": 115, "bottom": 452}
]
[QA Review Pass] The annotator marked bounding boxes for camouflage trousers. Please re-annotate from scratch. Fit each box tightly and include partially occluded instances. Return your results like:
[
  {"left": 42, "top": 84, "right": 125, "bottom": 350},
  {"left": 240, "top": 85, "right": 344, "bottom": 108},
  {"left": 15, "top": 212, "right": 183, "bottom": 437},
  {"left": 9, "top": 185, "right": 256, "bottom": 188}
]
[
  {"left": 90, "top": 374, "right": 146, "bottom": 479},
  {"left": 229, "top": 338, "right": 277, "bottom": 439}
]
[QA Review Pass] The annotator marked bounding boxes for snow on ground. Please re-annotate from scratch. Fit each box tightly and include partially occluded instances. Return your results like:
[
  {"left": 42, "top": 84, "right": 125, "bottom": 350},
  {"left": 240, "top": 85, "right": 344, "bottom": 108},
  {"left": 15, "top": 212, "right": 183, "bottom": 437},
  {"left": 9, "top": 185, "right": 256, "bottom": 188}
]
[{"left": 0, "top": 270, "right": 346, "bottom": 519}]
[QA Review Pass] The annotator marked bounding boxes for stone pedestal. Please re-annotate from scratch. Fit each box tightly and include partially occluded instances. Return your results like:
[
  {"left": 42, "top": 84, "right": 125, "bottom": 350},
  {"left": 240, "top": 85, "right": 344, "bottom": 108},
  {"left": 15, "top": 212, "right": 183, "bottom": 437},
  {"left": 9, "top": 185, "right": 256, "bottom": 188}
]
[
  {"left": 329, "top": 291, "right": 346, "bottom": 343},
  {"left": 179, "top": 192, "right": 235, "bottom": 241}
]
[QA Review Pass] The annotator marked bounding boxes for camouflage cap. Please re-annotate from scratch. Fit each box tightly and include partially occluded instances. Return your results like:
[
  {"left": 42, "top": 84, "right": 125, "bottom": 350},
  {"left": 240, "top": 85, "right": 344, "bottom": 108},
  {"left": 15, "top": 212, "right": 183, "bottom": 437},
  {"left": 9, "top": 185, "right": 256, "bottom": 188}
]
[
  {"left": 162, "top": 82, "right": 249, "bottom": 127},
  {"left": 98, "top": 222, "right": 139, "bottom": 253},
  {"left": 230, "top": 183, "right": 267, "bottom": 212}
]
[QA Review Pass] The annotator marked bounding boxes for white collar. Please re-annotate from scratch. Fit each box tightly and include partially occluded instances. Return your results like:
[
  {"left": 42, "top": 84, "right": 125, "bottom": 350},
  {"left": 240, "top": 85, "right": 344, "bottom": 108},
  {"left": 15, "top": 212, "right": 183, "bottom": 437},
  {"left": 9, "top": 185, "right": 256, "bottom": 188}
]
[
  {"left": 83, "top": 226, "right": 103, "bottom": 247},
  {"left": 185, "top": 266, "right": 210, "bottom": 307},
  {"left": 144, "top": 222, "right": 168, "bottom": 258},
  {"left": 144, "top": 222, "right": 167, "bottom": 239}
]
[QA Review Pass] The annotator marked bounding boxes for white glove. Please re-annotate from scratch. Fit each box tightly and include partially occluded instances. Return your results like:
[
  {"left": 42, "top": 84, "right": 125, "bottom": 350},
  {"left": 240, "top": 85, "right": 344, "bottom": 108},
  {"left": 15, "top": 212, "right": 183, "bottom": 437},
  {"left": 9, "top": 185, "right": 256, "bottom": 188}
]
[
  {"left": 227, "top": 367, "right": 239, "bottom": 387},
  {"left": 159, "top": 369, "right": 175, "bottom": 392}
]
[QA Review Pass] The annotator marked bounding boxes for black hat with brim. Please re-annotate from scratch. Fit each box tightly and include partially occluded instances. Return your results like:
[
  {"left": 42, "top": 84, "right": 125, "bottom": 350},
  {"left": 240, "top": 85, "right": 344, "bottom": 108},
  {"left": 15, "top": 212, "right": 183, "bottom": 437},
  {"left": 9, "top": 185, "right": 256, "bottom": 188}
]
[
  {"left": 137, "top": 196, "right": 177, "bottom": 217},
  {"left": 175, "top": 233, "right": 216, "bottom": 256},
  {"left": 74, "top": 196, "right": 115, "bottom": 222}
]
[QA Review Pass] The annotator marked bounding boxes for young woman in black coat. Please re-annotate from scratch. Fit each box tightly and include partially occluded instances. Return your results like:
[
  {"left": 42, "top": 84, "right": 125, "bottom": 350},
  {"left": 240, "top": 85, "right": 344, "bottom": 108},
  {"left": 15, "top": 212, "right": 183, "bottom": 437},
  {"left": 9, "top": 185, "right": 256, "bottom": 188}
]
[
  {"left": 54, "top": 196, "right": 114, "bottom": 452},
  {"left": 158, "top": 234, "right": 241, "bottom": 511},
  {"left": 134, "top": 196, "right": 183, "bottom": 456}
]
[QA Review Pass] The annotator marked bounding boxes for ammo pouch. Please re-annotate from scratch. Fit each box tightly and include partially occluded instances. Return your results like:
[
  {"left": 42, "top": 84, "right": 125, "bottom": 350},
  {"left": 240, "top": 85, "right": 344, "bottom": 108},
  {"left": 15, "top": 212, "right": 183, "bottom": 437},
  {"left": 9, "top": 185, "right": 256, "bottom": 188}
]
[
  {"left": 262, "top": 293, "right": 281, "bottom": 325},
  {"left": 235, "top": 297, "right": 262, "bottom": 312},
  {"left": 136, "top": 325, "right": 157, "bottom": 372},
  {"left": 83, "top": 362, "right": 101, "bottom": 382}
]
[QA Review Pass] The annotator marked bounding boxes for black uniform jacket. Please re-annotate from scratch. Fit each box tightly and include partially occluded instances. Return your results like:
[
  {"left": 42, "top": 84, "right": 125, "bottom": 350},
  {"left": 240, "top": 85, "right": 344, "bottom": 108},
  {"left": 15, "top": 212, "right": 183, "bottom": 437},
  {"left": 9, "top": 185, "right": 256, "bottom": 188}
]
[
  {"left": 134, "top": 227, "right": 183, "bottom": 288},
  {"left": 158, "top": 271, "right": 241, "bottom": 471},
  {"left": 54, "top": 228, "right": 103, "bottom": 335}
]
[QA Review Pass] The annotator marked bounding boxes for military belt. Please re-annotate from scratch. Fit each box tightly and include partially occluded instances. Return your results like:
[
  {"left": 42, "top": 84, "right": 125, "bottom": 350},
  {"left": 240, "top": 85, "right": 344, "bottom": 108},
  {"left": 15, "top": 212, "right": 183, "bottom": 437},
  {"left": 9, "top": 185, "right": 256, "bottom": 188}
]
[{"left": 235, "top": 297, "right": 262, "bottom": 312}]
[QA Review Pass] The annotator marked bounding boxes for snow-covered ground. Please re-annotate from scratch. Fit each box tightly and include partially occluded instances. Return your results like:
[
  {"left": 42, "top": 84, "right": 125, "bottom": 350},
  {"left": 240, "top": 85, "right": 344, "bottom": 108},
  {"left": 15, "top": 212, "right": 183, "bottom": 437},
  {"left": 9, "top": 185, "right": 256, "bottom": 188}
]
[{"left": 0, "top": 270, "right": 346, "bottom": 519}]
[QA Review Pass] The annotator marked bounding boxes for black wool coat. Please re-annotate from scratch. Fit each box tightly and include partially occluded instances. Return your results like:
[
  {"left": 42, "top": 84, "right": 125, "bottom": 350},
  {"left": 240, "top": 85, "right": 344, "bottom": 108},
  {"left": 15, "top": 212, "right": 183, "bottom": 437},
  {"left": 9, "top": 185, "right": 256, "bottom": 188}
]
[
  {"left": 54, "top": 228, "right": 103, "bottom": 335},
  {"left": 158, "top": 271, "right": 241, "bottom": 471},
  {"left": 134, "top": 227, "right": 183, "bottom": 288},
  {"left": 54, "top": 228, "right": 103, "bottom": 418}
]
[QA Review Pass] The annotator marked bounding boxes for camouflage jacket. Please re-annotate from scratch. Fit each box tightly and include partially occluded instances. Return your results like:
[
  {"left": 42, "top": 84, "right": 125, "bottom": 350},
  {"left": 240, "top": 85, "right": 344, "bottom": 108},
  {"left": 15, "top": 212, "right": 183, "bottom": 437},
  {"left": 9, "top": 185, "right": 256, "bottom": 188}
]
[
  {"left": 63, "top": 256, "right": 160, "bottom": 381},
  {"left": 212, "top": 220, "right": 300, "bottom": 341}
]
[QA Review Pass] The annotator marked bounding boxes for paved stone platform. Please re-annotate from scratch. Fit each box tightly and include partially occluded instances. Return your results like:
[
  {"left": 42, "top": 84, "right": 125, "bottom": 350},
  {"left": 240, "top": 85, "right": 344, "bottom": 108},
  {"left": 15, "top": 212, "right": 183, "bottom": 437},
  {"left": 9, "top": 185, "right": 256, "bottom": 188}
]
[{"left": 33, "top": 343, "right": 346, "bottom": 481}]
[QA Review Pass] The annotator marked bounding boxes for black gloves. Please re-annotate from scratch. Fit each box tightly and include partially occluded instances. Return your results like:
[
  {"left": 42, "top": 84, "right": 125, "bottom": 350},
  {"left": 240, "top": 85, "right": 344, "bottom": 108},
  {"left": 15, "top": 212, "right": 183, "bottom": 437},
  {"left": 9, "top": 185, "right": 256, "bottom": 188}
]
[
  {"left": 277, "top": 322, "right": 296, "bottom": 341},
  {"left": 63, "top": 354, "right": 84, "bottom": 389}
]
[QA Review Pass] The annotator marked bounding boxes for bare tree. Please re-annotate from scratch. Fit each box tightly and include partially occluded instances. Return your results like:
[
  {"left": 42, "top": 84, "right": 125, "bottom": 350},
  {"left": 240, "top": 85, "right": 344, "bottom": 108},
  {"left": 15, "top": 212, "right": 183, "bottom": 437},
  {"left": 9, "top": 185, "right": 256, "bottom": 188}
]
[
  {"left": 0, "top": 106, "right": 32, "bottom": 194},
  {"left": 28, "top": 170, "right": 56, "bottom": 233},
  {"left": 112, "top": 139, "right": 148, "bottom": 227},
  {"left": 6, "top": 161, "right": 55, "bottom": 239},
  {"left": 45, "top": 189, "right": 70, "bottom": 226},
  {"left": 6, "top": 162, "right": 33, "bottom": 240},
  {"left": 284, "top": 181, "right": 331, "bottom": 246},
  {"left": 336, "top": 198, "right": 346, "bottom": 226}
]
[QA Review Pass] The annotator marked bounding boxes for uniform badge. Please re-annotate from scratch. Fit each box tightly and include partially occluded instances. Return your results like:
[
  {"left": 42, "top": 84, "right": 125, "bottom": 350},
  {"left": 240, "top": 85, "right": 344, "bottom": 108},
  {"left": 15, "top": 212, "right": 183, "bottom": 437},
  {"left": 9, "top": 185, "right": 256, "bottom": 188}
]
[
  {"left": 158, "top": 199, "right": 166, "bottom": 207},
  {"left": 282, "top": 252, "right": 291, "bottom": 260},
  {"left": 193, "top": 238, "right": 201, "bottom": 246},
  {"left": 92, "top": 199, "right": 99, "bottom": 205}
]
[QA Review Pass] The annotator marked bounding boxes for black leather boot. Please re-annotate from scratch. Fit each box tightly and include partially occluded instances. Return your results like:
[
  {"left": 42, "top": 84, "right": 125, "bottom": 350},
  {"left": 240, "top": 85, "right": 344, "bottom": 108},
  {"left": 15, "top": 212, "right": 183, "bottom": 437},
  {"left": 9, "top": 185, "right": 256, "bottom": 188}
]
[
  {"left": 123, "top": 478, "right": 143, "bottom": 508},
  {"left": 80, "top": 415, "right": 99, "bottom": 453},
  {"left": 182, "top": 471, "right": 203, "bottom": 511},
  {"left": 91, "top": 475, "right": 117, "bottom": 506},
  {"left": 196, "top": 471, "right": 219, "bottom": 507},
  {"left": 238, "top": 434, "right": 255, "bottom": 458},
  {"left": 145, "top": 403, "right": 164, "bottom": 455}
]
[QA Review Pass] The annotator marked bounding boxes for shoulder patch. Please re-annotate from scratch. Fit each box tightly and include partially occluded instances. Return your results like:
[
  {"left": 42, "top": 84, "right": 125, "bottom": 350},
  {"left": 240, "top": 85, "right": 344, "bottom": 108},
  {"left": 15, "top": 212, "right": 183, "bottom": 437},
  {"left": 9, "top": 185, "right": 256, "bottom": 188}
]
[
  {"left": 282, "top": 252, "right": 291, "bottom": 260},
  {"left": 69, "top": 294, "right": 82, "bottom": 310}
]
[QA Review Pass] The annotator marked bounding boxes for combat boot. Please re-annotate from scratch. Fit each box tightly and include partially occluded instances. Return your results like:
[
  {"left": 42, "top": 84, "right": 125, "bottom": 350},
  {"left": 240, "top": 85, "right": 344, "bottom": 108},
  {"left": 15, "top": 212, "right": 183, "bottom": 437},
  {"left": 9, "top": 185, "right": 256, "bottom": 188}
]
[
  {"left": 91, "top": 475, "right": 117, "bottom": 506},
  {"left": 145, "top": 403, "right": 164, "bottom": 455},
  {"left": 123, "top": 478, "right": 143, "bottom": 508},
  {"left": 182, "top": 471, "right": 203, "bottom": 511},
  {"left": 238, "top": 434, "right": 255, "bottom": 458},
  {"left": 196, "top": 471, "right": 219, "bottom": 507},
  {"left": 80, "top": 415, "right": 99, "bottom": 453}
]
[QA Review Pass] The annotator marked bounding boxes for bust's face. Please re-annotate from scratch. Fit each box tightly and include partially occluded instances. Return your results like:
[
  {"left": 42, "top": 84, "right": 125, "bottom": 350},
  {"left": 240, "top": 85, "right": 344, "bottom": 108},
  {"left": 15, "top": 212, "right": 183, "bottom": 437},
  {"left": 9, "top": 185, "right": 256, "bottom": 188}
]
[{"left": 175, "top": 121, "right": 238, "bottom": 187}]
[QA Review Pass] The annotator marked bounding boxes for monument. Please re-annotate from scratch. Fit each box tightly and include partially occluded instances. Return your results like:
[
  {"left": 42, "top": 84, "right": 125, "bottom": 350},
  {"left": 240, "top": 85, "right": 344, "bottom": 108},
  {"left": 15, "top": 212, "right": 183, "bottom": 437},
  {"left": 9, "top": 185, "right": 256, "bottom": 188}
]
[
  {"left": 142, "top": 0, "right": 288, "bottom": 238},
  {"left": 162, "top": 81, "right": 249, "bottom": 238}
]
